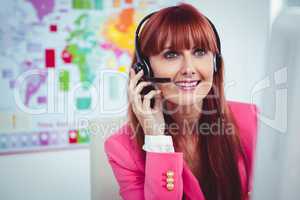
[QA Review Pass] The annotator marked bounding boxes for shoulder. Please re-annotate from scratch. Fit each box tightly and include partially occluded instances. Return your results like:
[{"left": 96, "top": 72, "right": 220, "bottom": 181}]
[
  {"left": 227, "top": 100, "right": 259, "bottom": 134},
  {"left": 227, "top": 100, "right": 259, "bottom": 158},
  {"left": 104, "top": 122, "right": 133, "bottom": 149},
  {"left": 104, "top": 122, "right": 141, "bottom": 168}
]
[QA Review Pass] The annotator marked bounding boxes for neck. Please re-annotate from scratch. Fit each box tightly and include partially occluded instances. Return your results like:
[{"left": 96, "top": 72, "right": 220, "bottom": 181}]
[{"left": 164, "top": 100, "right": 202, "bottom": 136}]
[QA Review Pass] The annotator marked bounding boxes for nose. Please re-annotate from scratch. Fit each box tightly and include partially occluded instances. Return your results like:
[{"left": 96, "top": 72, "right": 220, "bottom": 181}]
[{"left": 180, "top": 53, "right": 196, "bottom": 76}]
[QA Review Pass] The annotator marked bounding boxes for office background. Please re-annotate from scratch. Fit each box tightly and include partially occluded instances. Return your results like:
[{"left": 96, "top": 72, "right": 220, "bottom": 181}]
[{"left": 2, "top": 0, "right": 299, "bottom": 200}]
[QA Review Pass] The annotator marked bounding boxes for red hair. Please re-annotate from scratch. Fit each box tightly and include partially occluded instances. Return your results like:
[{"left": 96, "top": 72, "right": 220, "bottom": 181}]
[{"left": 128, "top": 3, "right": 249, "bottom": 200}]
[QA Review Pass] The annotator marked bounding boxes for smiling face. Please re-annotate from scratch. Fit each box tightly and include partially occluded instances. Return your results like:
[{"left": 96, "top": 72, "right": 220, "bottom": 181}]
[
  {"left": 149, "top": 39, "right": 215, "bottom": 106},
  {"left": 138, "top": 4, "right": 220, "bottom": 107}
]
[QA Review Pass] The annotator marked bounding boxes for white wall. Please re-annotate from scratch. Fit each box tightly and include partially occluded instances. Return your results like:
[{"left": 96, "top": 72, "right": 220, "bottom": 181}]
[
  {"left": 90, "top": 117, "right": 127, "bottom": 200},
  {"left": 184, "top": 0, "right": 270, "bottom": 104},
  {"left": 0, "top": 148, "right": 91, "bottom": 200}
]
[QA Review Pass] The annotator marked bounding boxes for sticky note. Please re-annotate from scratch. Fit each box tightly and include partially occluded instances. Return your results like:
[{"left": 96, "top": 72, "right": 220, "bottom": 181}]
[
  {"left": 61, "top": 49, "right": 72, "bottom": 64},
  {"left": 59, "top": 70, "right": 70, "bottom": 91},
  {"left": 8, "top": 135, "right": 20, "bottom": 148},
  {"left": 76, "top": 97, "right": 91, "bottom": 110},
  {"left": 20, "top": 134, "right": 30, "bottom": 147},
  {"left": 0, "top": 135, "right": 8, "bottom": 149},
  {"left": 68, "top": 130, "right": 78, "bottom": 144},
  {"left": 2, "top": 69, "right": 13, "bottom": 79},
  {"left": 45, "top": 49, "right": 56, "bottom": 68},
  {"left": 49, "top": 132, "right": 59, "bottom": 145},
  {"left": 78, "top": 129, "right": 90, "bottom": 144},
  {"left": 31, "top": 133, "right": 40, "bottom": 146},
  {"left": 37, "top": 96, "right": 47, "bottom": 104},
  {"left": 39, "top": 132, "right": 50, "bottom": 146},
  {"left": 49, "top": 24, "right": 57, "bottom": 32}
]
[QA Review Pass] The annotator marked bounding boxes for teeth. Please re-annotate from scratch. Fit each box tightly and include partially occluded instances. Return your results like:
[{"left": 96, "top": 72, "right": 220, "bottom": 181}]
[{"left": 176, "top": 81, "right": 199, "bottom": 87}]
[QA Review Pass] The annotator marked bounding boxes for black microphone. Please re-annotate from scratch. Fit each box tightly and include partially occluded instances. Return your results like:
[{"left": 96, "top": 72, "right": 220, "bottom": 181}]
[{"left": 143, "top": 77, "right": 172, "bottom": 83}]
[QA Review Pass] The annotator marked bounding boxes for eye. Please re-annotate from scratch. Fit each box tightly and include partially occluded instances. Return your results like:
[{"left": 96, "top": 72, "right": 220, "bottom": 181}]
[
  {"left": 163, "top": 50, "right": 178, "bottom": 59},
  {"left": 194, "top": 48, "right": 206, "bottom": 57}
]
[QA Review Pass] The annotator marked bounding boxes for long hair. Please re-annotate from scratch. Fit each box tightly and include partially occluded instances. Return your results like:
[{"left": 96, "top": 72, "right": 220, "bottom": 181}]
[{"left": 127, "top": 3, "right": 249, "bottom": 200}]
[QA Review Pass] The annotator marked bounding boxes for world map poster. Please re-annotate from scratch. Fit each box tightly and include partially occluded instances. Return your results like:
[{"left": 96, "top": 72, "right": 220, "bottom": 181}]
[{"left": 0, "top": 0, "right": 180, "bottom": 154}]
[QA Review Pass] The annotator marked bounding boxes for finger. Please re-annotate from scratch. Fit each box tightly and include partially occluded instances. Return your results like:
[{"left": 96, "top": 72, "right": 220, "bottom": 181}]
[
  {"left": 127, "top": 68, "right": 134, "bottom": 99},
  {"left": 127, "top": 81, "right": 134, "bottom": 102},
  {"left": 129, "top": 68, "right": 135, "bottom": 78},
  {"left": 134, "top": 81, "right": 152, "bottom": 95},
  {"left": 128, "top": 80, "right": 150, "bottom": 103},
  {"left": 129, "top": 70, "right": 144, "bottom": 91},
  {"left": 132, "top": 93, "right": 143, "bottom": 114},
  {"left": 154, "top": 90, "right": 162, "bottom": 110},
  {"left": 143, "top": 90, "right": 160, "bottom": 111}
]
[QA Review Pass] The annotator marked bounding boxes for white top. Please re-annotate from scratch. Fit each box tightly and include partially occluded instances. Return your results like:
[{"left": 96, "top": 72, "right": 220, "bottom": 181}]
[{"left": 142, "top": 135, "right": 175, "bottom": 153}]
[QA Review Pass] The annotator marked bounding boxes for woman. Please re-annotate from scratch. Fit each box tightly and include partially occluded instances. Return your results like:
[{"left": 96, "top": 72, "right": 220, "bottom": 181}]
[{"left": 104, "top": 3, "right": 258, "bottom": 200}]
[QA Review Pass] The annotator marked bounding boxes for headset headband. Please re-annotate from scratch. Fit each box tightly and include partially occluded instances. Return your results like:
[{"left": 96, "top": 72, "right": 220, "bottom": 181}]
[
  {"left": 135, "top": 12, "right": 157, "bottom": 63},
  {"left": 135, "top": 11, "right": 222, "bottom": 61}
]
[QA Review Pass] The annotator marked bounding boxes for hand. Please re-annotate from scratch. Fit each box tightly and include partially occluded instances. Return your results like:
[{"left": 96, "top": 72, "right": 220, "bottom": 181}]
[{"left": 128, "top": 68, "right": 165, "bottom": 135}]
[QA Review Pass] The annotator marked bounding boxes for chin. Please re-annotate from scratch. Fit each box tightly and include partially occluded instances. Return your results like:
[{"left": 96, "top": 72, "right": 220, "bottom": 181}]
[
  {"left": 163, "top": 94, "right": 204, "bottom": 107},
  {"left": 161, "top": 85, "right": 211, "bottom": 107}
]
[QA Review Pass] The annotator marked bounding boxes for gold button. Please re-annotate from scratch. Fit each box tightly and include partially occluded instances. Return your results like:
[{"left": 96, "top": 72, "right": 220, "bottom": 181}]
[
  {"left": 166, "top": 183, "right": 174, "bottom": 191},
  {"left": 166, "top": 170, "right": 174, "bottom": 177},
  {"left": 166, "top": 177, "right": 174, "bottom": 183}
]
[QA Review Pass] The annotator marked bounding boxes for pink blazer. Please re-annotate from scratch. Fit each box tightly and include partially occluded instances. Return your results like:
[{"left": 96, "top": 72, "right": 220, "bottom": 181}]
[{"left": 104, "top": 101, "right": 258, "bottom": 200}]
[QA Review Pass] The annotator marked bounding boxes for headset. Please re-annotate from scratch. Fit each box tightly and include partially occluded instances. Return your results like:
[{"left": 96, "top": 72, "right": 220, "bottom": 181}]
[{"left": 133, "top": 11, "right": 222, "bottom": 83}]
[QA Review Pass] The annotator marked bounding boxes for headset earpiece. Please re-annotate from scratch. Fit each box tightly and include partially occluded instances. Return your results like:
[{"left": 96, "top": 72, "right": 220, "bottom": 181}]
[
  {"left": 133, "top": 62, "right": 143, "bottom": 74},
  {"left": 213, "top": 53, "right": 222, "bottom": 73},
  {"left": 133, "top": 58, "right": 152, "bottom": 79},
  {"left": 213, "top": 55, "right": 217, "bottom": 73}
]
